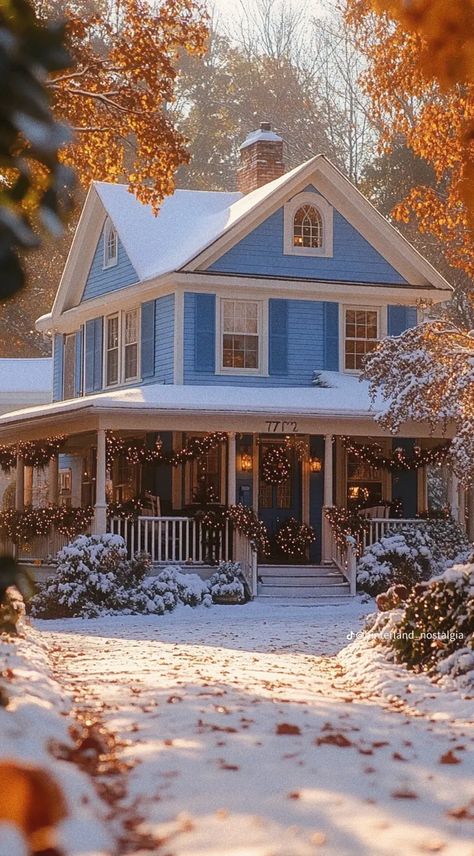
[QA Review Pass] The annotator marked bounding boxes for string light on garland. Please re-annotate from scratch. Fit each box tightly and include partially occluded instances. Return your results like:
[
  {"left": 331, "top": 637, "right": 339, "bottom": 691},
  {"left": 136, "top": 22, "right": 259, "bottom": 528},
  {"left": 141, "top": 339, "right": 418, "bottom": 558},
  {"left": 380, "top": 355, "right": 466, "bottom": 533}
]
[
  {"left": 275, "top": 517, "right": 315, "bottom": 559},
  {"left": 226, "top": 503, "right": 270, "bottom": 557},
  {"left": 324, "top": 506, "right": 369, "bottom": 557},
  {"left": 0, "top": 435, "right": 67, "bottom": 473},
  {"left": 341, "top": 437, "right": 450, "bottom": 472},
  {"left": 0, "top": 505, "right": 94, "bottom": 545},
  {"left": 261, "top": 446, "right": 291, "bottom": 485},
  {"left": 106, "top": 431, "right": 228, "bottom": 468}
]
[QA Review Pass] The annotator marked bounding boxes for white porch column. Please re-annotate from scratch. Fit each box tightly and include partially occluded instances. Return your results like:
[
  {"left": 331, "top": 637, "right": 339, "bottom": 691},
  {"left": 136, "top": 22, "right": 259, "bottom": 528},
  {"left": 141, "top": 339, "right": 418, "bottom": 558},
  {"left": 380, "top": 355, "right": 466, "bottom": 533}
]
[
  {"left": 322, "top": 434, "right": 334, "bottom": 563},
  {"left": 227, "top": 432, "right": 237, "bottom": 506},
  {"left": 48, "top": 455, "right": 59, "bottom": 505},
  {"left": 448, "top": 472, "right": 460, "bottom": 523},
  {"left": 24, "top": 465, "right": 33, "bottom": 507},
  {"left": 15, "top": 454, "right": 24, "bottom": 511},
  {"left": 93, "top": 429, "right": 107, "bottom": 535}
]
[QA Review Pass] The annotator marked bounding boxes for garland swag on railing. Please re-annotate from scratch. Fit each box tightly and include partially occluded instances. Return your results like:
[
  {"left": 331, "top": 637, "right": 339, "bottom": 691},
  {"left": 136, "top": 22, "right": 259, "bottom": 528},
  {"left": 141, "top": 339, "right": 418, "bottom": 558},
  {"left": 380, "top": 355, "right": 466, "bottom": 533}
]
[
  {"left": 0, "top": 436, "right": 67, "bottom": 473},
  {"left": 325, "top": 506, "right": 370, "bottom": 558},
  {"left": 341, "top": 437, "right": 450, "bottom": 472},
  {"left": 0, "top": 505, "right": 94, "bottom": 545},
  {"left": 106, "top": 431, "right": 228, "bottom": 468}
]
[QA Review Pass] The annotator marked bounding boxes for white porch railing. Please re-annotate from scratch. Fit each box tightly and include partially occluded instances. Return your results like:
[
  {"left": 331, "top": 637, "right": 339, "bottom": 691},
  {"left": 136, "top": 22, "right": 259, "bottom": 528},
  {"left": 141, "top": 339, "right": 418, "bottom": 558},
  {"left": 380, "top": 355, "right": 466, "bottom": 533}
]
[
  {"left": 325, "top": 513, "right": 429, "bottom": 596},
  {"left": 361, "top": 517, "right": 429, "bottom": 552},
  {"left": 109, "top": 515, "right": 233, "bottom": 566},
  {"left": 0, "top": 529, "right": 73, "bottom": 563}
]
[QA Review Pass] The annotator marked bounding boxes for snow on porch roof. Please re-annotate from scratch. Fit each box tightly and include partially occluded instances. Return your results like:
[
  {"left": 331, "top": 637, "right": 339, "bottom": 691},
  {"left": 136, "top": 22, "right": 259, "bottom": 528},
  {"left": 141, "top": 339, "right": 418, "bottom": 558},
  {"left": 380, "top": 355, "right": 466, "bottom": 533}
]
[
  {"left": 0, "top": 358, "right": 52, "bottom": 393},
  {"left": 0, "top": 372, "right": 382, "bottom": 427},
  {"left": 93, "top": 158, "right": 315, "bottom": 281}
]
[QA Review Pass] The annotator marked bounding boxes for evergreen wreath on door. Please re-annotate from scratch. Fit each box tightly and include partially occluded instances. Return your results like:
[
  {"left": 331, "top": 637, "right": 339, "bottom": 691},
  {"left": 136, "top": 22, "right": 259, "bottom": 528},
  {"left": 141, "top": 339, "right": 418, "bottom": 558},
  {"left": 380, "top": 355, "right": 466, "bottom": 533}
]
[{"left": 261, "top": 446, "right": 291, "bottom": 485}]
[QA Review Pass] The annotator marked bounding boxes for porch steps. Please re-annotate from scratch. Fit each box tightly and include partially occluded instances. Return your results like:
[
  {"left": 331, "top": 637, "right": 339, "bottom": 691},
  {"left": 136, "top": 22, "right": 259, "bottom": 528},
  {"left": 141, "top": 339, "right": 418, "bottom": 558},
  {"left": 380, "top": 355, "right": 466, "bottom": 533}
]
[{"left": 257, "top": 564, "right": 351, "bottom": 598}]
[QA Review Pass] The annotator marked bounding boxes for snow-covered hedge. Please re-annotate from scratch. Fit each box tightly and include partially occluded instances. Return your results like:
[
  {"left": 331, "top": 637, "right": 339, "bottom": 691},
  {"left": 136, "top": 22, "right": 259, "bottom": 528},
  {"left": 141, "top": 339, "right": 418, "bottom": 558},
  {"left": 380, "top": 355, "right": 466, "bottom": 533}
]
[
  {"left": 370, "top": 561, "right": 474, "bottom": 687},
  {"left": 208, "top": 561, "right": 245, "bottom": 603},
  {"left": 357, "top": 518, "right": 470, "bottom": 596},
  {"left": 30, "top": 534, "right": 212, "bottom": 618},
  {"left": 30, "top": 535, "right": 250, "bottom": 618}
]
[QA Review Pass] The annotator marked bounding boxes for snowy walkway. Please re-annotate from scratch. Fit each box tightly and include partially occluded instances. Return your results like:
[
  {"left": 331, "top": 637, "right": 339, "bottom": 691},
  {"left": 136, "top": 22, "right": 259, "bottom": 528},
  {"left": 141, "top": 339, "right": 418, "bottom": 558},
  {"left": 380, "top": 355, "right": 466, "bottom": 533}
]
[{"left": 38, "top": 600, "right": 474, "bottom": 856}]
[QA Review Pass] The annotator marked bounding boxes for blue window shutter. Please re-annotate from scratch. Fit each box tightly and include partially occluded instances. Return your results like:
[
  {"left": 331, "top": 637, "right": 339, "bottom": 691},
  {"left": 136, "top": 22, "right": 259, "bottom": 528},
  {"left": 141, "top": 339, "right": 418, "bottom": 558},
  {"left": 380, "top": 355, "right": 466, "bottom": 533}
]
[
  {"left": 93, "top": 317, "right": 103, "bottom": 391},
  {"left": 269, "top": 299, "right": 288, "bottom": 375},
  {"left": 52, "top": 334, "right": 64, "bottom": 402},
  {"left": 323, "top": 302, "right": 339, "bottom": 370},
  {"left": 388, "top": 305, "right": 417, "bottom": 336},
  {"left": 194, "top": 293, "right": 215, "bottom": 372},
  {"left": 85, "top": 318, "right": 103, "bottom": 393},
  {"left": 74, "top": 328, "right": 83, "bottom": 397},
  {"left": 141, "top": 300, "right": 155, "bottom": 378},
  {"left": 84, "top": 320, "right": 95, "bottom": 393}
]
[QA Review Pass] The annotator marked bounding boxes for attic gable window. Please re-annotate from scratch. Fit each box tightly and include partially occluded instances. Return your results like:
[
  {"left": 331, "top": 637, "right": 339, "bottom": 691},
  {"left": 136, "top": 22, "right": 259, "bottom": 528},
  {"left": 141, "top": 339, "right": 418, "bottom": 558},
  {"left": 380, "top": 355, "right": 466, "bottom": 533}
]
[
  {"left": 283, "top": 191, "right": 333, "bottom": 257},
  {"left": 103, "top": 218, "right": 118, "bottom": 269},
  {"left": 293, "top": 205, "right": 322, "bottom": 249}
]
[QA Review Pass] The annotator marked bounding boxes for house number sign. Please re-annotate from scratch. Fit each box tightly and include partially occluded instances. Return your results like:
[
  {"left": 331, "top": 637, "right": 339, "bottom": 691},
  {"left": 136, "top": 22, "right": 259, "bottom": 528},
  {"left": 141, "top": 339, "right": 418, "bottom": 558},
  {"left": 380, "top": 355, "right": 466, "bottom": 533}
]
[{"left": 264, "top": 420, "right": 299, "bottom": 433}]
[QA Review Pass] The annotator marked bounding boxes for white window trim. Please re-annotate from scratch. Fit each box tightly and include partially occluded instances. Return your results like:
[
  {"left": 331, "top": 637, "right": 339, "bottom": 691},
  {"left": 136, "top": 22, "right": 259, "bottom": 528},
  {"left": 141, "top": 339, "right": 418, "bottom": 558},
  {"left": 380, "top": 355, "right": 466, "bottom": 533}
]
[
  {"left": 283, "top": 191, "right": 333, "bottom": 258},
  {"left": 103, "top": 218, "right": 118, "bottom": 269},
  {"left": 103, "top": 307, "right": 141, "bottom": 388},
  {"left": 340, "top": 305, "right": 386, "bottom": 374},
  {"left": 216, "top": 297, "right": 268, "bottom": 376}
]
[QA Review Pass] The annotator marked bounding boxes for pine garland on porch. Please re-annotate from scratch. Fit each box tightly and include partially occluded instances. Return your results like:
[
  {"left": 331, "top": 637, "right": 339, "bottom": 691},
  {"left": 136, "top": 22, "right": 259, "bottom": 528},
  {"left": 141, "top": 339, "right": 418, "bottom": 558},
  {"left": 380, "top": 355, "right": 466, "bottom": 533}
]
[
  {"left": 0, "top": 505, "right": 94, "bottom": 545},
  {"left": 106, "top": 431, "right": 228, "bottom": 468},
  {"left": 341, "top": 437, "right": 450, "bottom": 472},
  {"left": 324, "top": 506, "right": 370, "bottom": 557},
  {"left": 0, "top": 435, "right": 67, "bottom": 473}
]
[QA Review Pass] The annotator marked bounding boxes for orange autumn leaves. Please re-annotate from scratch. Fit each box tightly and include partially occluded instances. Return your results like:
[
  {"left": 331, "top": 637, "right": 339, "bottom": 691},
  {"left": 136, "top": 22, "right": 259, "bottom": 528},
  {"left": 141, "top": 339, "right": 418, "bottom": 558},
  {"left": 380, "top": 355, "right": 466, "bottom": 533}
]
[
  {"left": 346, "top": 0, "right": 474, "bottom": 276},
  {"left": 46, "top": 0, "right": 208, "bottom": 211}
]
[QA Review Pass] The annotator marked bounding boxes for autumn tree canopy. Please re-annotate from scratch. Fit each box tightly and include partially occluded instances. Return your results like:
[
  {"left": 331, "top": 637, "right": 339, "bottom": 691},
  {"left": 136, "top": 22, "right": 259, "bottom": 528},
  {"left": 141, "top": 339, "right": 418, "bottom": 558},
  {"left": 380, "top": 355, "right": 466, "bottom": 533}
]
[
  {"left": 345, "top": 0, "right": 474, "bottom": 279},
  {"left": 45, "top": 0, "right": 208, "bottom": 209}
]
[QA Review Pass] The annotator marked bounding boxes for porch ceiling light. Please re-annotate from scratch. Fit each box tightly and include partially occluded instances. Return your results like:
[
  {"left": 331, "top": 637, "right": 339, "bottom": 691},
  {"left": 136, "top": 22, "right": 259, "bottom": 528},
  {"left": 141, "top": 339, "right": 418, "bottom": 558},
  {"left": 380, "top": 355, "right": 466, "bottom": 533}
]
[
  {"left": 309, "top": 456, "right": 322, "bottom": 473},
  {"left": 240, "top": 451, "right": 253, "bottom": 472}
]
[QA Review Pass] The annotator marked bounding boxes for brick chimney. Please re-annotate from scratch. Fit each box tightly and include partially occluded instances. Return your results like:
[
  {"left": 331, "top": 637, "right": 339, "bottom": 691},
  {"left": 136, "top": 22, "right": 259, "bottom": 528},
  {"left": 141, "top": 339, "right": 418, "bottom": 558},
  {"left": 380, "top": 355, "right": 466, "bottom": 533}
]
[{"left": 237, "top": 122, "right": 285, "bottom": 193}]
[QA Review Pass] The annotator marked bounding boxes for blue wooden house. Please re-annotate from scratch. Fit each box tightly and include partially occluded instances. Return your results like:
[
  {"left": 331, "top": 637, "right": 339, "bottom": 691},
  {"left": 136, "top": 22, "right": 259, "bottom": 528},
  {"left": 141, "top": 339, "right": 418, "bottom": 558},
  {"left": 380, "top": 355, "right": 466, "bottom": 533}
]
[{"left": 0, "top": 124, "right": 460, "bottom": 596}]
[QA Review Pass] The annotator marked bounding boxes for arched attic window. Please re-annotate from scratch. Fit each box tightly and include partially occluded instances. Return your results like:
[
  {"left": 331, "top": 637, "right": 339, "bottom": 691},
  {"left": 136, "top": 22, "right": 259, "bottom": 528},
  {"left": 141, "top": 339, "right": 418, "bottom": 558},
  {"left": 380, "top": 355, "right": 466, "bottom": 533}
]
[
  {"left": 103, "top": 218, "right": 118, "bottom": 268},
  {"left": 293, "top": 204, "right": 323, "bottom": 249}
]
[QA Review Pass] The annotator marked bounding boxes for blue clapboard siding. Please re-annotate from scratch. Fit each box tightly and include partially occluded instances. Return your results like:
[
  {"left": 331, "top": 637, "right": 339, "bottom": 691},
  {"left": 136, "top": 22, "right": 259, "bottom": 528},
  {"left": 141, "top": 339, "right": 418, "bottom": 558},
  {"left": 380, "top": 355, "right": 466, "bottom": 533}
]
[
  {"left": 155, "top": 294, "right": 174, "bottom": 383},
  {"left": 208, "top": 203, "right": 407, "bottom": 284},
  {"left": 269, "top": 299, "right": 288, "bottom": 375},
  {"left": 183, "top": 292, "right": 329, "bottom": 386},
  {"left": 52, "top": 334, "right": 64, "bottom": 401},
  {"left": 81, "top": 225, "right": 138, "bottom": 302},
  {"left": 387, "top": 305, "right": 418, "bottom": 336}
]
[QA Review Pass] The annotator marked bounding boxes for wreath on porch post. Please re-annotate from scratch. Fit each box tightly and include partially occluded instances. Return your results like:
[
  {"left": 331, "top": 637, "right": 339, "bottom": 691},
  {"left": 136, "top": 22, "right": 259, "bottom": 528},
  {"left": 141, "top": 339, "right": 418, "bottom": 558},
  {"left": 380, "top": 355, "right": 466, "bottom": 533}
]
[{"left": 261, "top": 446, "right": 291, "bottom": 485}]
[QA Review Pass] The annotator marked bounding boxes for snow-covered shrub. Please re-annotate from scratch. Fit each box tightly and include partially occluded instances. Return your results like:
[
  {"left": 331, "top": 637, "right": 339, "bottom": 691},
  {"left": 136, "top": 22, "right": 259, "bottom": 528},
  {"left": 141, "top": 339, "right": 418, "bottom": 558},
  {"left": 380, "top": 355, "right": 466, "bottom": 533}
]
[
  {"left": 357, "top": 528, "right": 434, "bottom": 596},
  {"left": 30, "top": 534, "right": 153, "bottom": 619},
  {"left": 357, "top": 518, "right": 471, "bottom": 596},
  {"left": 30, "top": 535, "right": 214, "bottom": 618},
  {"left": 386, "top": 563, "right": 474, "bottom": 684},
  {"left": 154, "top": 566, "right": 211, "bottom": 607},
  {"left": 208, "top": 561, "right": 245, "bottom": 603}
]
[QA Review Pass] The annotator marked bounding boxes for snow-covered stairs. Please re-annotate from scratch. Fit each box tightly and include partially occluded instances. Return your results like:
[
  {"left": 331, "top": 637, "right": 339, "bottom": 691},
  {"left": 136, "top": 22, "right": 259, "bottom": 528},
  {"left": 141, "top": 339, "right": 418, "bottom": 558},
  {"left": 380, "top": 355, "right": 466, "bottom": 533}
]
[{"left": 257, "top": 564, "right": 351, "bottom": 598}]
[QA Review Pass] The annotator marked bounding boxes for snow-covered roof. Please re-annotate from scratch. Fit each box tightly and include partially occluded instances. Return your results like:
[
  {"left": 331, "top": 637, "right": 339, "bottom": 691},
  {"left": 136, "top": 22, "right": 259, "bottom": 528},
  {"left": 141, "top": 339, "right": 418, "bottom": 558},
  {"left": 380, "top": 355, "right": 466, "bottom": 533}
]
[
  {"left": 0, "top": 372, "right": 381, "bottom": 426},
  {"left": 0, "top": 358, "right": 52, "bottom": 393},
  {"left": 93, "top": 158, "right": 315, "bottom": 282}
]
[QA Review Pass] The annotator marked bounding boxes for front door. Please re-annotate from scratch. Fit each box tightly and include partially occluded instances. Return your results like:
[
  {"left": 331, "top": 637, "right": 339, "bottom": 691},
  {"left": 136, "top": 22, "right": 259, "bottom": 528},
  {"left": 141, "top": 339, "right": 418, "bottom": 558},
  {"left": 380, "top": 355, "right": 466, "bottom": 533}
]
[{"left": 258, "top": 438, "right": 302, "bottom": 560}]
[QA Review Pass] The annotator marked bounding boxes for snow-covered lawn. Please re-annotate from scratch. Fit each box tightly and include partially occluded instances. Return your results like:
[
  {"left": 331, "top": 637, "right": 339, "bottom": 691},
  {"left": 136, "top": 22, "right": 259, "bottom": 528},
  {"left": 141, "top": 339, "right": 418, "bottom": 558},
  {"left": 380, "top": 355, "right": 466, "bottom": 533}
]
[{"left": 34, "top": 598, "right": 474, "bottom": 856}]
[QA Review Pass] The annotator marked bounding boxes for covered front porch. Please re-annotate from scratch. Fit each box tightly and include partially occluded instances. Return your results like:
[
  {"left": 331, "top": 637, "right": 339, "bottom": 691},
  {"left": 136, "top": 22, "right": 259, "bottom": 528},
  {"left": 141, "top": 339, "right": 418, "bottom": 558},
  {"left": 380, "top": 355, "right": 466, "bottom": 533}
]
[{"left": 0, "top": 379, "right": 470, "bottom": 597}]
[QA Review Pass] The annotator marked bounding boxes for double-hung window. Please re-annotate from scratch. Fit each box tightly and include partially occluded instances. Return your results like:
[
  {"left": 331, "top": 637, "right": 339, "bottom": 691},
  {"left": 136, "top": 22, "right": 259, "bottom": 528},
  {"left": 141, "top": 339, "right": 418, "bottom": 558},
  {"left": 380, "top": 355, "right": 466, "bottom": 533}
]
[
  {"left": 105, "top": 309, "right": 140, "bottom": 387},
  {"left": 344, "top": 308, "right": 379, "bottom": 371},
  {"left": 221, "top": 299, "right": 261, "bottom": 372}
]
